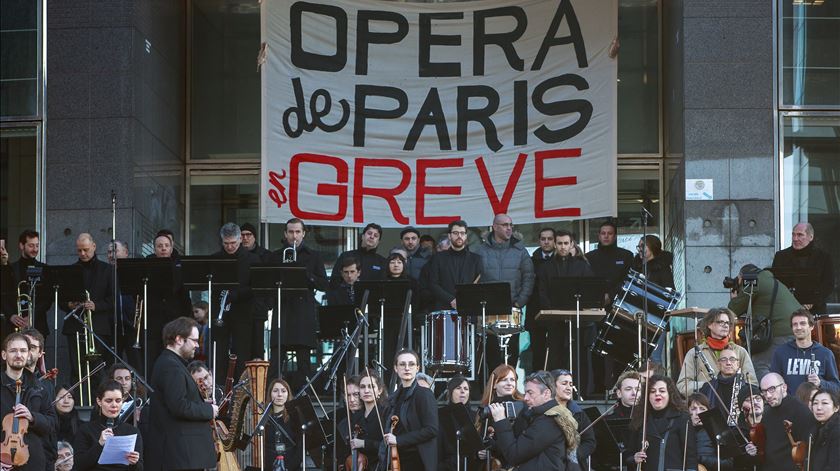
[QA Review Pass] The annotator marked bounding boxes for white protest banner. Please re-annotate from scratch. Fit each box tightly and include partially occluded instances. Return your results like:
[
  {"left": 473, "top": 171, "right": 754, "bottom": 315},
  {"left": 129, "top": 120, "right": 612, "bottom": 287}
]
[{"left": 261, "top": 0, "right": 617, "bottom": 227}]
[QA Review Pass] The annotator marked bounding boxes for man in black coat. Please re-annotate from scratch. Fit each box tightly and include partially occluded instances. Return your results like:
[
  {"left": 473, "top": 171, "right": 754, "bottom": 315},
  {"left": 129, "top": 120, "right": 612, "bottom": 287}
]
[
  {"left": 267, "top": 218, "right": 329, "bottom": 387},
  {"left": 424, "top": 220, "right": 483, "bottom": 310},
  {"left": 211, "top": 223, "right": 262, "bottom": 377},
  {"left": 490, "top": 371, "right": 574, "bottom": 471},
  {"left": 1, "top": 332, "right": 57, "bottom": 471},
  {"left": 146, "top": 317, "right": 217, "bottom": 471},
  {"left": 330, "top": 222, "right": 387, "bottom": 288},
  {"left": 63, "top": 233, "right": 115, "bottom": 382},
  {"left": 771, "top": 222, "right": 835, "bottom": 314},
  {"left": 759, "top": 372, "right": 816, "bottom": 471},
  {"left": 526, "top": 227, "right": 556, "bottom": 373},
  {"left": 5, "top": 230, "right": 52, "bottom": 339}
]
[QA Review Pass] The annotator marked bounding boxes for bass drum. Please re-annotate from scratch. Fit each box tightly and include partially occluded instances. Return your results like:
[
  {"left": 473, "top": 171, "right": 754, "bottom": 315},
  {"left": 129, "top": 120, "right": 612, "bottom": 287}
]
[
  {"left": 423, "top": 310, "right": 472, "bottom": 374},
  {"left": 592, "top": 308, "right": 662, "bottom": 370}
]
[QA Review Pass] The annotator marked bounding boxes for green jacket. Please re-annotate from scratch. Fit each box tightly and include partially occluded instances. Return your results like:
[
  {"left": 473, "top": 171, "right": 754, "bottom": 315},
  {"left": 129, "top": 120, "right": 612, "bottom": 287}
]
[{"left": 728, "top": 270, "right": 801, "bottom": 337}]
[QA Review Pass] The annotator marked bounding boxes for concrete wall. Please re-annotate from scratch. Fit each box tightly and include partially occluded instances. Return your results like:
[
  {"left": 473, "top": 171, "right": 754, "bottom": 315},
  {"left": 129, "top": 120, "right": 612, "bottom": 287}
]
[{"left": 677, "top": 0, "right": 776, "bottom": 308}]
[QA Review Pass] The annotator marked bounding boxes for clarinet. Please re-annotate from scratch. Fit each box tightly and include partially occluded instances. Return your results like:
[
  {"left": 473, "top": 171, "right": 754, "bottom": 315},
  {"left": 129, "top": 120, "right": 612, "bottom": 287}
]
[
  {"left": 727, "top": 368, "right": 743, "bottom": 427},
  {"left": 215, "top": 290, "right": 230, "bottom": 327}
]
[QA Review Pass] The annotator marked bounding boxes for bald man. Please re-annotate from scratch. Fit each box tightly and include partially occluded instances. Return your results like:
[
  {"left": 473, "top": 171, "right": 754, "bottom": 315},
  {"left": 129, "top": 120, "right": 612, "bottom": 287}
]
[
  {"left": 771, "top": 222, "right": 835, "bottom": 314},
  {"left": 759, "top": 372, "right": 816, "bottom": 471},
  {"left": 62, "top": 233, "right": 115, "bottom": 382}
]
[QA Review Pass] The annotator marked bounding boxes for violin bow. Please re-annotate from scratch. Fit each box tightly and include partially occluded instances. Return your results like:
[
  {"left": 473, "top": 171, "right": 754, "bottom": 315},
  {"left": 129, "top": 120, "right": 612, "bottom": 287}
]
[
  {"left": 342, "top": 374, "right": 354, "bottom": 445},
  {"left": 364, "top": 367, "right": 387, "bottom": 438}
]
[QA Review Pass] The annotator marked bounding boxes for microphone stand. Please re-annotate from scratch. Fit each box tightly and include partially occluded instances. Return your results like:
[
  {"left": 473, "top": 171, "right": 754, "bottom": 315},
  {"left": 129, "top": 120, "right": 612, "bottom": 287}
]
[
  {"left": 640, "top": 206, "right": 652, "bottom": 370},
  {"left": 111, "top": 190, "right": 119, "bottom": 354}
]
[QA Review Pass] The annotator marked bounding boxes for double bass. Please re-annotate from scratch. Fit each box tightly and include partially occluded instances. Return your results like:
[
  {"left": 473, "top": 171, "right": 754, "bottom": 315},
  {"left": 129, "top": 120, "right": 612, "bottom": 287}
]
[{"left": 0, "top": 379, "right": 29, "bottom": 467}]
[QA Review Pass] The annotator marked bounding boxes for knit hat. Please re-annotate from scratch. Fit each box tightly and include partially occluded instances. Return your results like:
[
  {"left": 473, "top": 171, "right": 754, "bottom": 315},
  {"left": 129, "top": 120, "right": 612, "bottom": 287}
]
[
  {"left": 400, "top": 226, "right": 420, "bottom": 239},
  {"left": 240, "top": 223, "right": 257, "bottom": 234}
]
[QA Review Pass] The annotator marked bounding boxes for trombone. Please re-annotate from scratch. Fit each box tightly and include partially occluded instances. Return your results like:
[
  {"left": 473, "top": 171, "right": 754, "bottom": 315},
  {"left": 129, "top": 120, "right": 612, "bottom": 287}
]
[
  {"left": 282, "top": 240, "right": 297, "bottom": 263},
  {"left": 15, "top": 281, "right": 32, "bottom": 331},
  {"left": 74, "top": 290, "right": 100, "bottom": 406}
]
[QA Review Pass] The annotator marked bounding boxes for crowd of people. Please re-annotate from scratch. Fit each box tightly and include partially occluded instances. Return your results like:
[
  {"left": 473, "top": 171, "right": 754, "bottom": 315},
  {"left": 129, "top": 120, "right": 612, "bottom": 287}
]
[{"left": 0, "top": 217, "right": 837, "bottom": 470}]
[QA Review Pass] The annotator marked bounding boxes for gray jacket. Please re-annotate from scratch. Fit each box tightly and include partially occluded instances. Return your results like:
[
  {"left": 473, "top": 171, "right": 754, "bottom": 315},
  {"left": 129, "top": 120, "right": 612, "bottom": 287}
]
[{"left": 474, "top": 234, "right": 535, "bottom": 307}]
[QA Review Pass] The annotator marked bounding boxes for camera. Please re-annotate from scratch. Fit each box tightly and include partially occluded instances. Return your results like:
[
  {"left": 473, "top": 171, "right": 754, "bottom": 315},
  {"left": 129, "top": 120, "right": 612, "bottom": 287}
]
[
  {"left": 479, "top": 401, "right": 518, "bottom": 420},
  {"left": 723, "top": 277, "right": 739, "bottom": 290},
  {"left": 723, "top": 270, "right": 760, "bottom": 290}
]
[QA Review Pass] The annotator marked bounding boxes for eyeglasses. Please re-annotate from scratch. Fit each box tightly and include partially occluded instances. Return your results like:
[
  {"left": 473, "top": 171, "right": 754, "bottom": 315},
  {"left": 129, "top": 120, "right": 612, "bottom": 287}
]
[
  {"left": 717, "top": 356, "right": 739, "bottom": 363},
  {"left": 525, "top": 371, "right": 554, "bottom": 391},
  {"left": 449, "top": 231, "right": 467, "bottom": 237},
  {"left": 760, "top": 383, "right": 784, "bottom": 395},
  {"left": 187, "top": 337, "right": 200, "bottom": 343},
  {"left": 715, "top": 320, "right": 732, "bottom": 326}
]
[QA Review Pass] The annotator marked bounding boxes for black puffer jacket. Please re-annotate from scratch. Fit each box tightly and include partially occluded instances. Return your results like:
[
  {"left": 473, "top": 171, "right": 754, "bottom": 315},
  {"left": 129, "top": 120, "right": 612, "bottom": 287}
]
[
  {"left": 624, "top": 407, "right": 697, "bottom": 471},
  {"left": 492, "top": 399, "right": 569, "bottom": 471}
]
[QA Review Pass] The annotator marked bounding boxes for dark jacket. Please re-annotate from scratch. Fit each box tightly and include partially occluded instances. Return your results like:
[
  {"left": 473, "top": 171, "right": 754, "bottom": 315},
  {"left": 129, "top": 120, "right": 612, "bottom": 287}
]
[
  {"left": 695, "top": 424, "right": 733, "bottom": 471},
  {"left": 405, "top": 246, "right": 432, "bottom": 281},
  {"left": 771, "top": 242, "right": 834, "bottom": 314},
  {"left": 474, "top": 235, "right": 535, "bottom": 308},
  {"left": 728, "top": 270, "right": 802, "bottom": 337},
  {"left": 386, "top": 381, "right": 439, "bottom": 471},
  {"left": 73, "top": 415, "right": 144, "bottom": 471},
  {"left": 63, "top": 256, "right": 115, "bottom": 336},
  {"left": 631, "top": 251, "right": 675, "bottom": 289},
  {"left": 536, "top": 255, "right": 595, "bottom": 309},
  {"left": 438, "top": 403, "right": 480, "bottom": 471},
  {"left": 355, "top": 407, "right": 384, "bottom": 470},
  {"left": 527, "top": 249, "right": 555, "bottom": 325},
  {"left": 698, "top": 374, "right": 748, "bottom": 420},
  {"left": 267, "top": 242, "right": 329, "bottom": 348},
  {"left": 585, "top": 243, "right": 634, "bottom": 301},
  {"left": 492, "top": 399, "right": 567, "bottom": 471},
  {"left": 146, "top": 349, "right": 216, "bottom": 471},
  {"left": 567, "top": 400, "right": 596, "bottom": 466},
  {"left": 425, "top": 248, "right": 483, "bottom": 310},
  {"left": 330, "top": 247, "right": 387, "bottom": 288},
  {"left": 210, "top": 245, "right": 261, "bottom": 322},
  {"left": 770, "top": 339, "right": 840, "bottom": 394},
  {"left": 6, "top": 257, "right": 51, "bottom": 337},
  {"left": 761, "top": 394, "right": 816, "bottom": 471},
  {"left": 624, "top": 407, "right": 697, "bottom": 471},
  {"left": 263, "top": 412, "right": 301, "bottom": 471},
  {"left": 810, "top": 411, "right": 840, "bottom": 471},
  {"left": 0, "top": 369, "right": 57, "bottom": 471}
]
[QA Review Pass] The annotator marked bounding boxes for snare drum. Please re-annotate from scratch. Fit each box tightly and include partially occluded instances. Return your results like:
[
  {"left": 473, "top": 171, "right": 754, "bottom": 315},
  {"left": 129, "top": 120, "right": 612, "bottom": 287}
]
[
  {"left": 424, "top": 310, "right": 473, "bottom": 373},
  {"left": 485, "top": 307, "right": 523, "bottom": 335}
]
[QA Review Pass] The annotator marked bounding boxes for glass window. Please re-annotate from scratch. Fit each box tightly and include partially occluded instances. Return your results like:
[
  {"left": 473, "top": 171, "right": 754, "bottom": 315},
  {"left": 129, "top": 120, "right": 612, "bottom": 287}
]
[
  {"left": 190, "top": 0, "right": 261, "bottom": 160},
  {"left": 781, "top": 114, "right": 840, "bottom": 304},
  {"left": 781, "top": 1, "right": 840, "bottom": 107},
  {"left": 587, "top": 167, "right": 660, "bottom": 253},
  {"left": 617, "top": 0, "right": 660, "bottom": 154},
  {"left": 188, "top": 173, "right": 259, "bottom": 254},
  {"left": 0, "top": 126, "right": 38, "bottom": 260},
  {"left": 0, "top": 0, "right": 39, "bottom": 118}
]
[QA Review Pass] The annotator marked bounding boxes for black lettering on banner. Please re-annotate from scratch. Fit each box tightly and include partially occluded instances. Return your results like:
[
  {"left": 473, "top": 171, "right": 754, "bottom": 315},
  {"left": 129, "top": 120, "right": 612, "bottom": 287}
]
[
  {"left": 513, "top": 80, "right": 528, "bottom": 146},
  {"left": 404, "top": 88, "right": 451, "bottom": 151},
  {"left": 290, "top": 2, "right": 348, "bottom": 72},
  {"left": 283, "top": 78, "right": 349, "bottom": 138},
  {"left": 356, "top": 10, "right": 409, "bottom": 76},
  {"left": 354, "top": 85, "right": 409, "bottom": 147},
  {"left": 533, "top": 0, "right": 587, "bottom": 70},
  {"left": 532, "top": 74, "right": 592, "bottom": 143},
  {"left": 418, "top": 12, "right": 463, "bottom": 77},
  {"left": 457, "top": 85, "right": 502, "bottom": 152},
  {"left": 473, "top": 7, "right": 527, "bottom": 76}
]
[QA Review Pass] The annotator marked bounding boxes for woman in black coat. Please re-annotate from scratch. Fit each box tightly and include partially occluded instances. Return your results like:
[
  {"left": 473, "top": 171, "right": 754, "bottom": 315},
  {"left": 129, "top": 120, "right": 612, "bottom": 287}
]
[
  {"left": 809, "top": 389, "right": 840, "bottom": 471},
  {"left": 438, "top": 376, "right": 480, "bottom": 471},
  {"left": 631, "top": 235, "right": 674, "bottom": 289},
  {"left": 688, "top": 393, "right": 734, "bottom": 471},
  {"left": 73, "top": 380, "right": 143, "bottom": 471},
  {"left": 349, "top": 372, "right": 387, "bottom": 470},
  {"left": 625, "top": 375, "right": 697, "bottom": 470},
  {"left": 263, "top": 377, "right": 302, "bottom": 471},
  {"left": 477, "top": 364, "right": 526, "bottom": 468},
  {"left": 54, "top": 385, "right": 80, "bottom": 444},
  {"left": 383, "top": 349, "right": 439, "bottom": 471}
]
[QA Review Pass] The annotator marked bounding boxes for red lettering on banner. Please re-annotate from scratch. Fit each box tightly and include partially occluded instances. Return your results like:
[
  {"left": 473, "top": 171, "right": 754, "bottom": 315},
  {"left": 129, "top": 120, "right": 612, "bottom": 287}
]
[
  {"left": 290, "top": 153, "right": 349, "bottom": 221},
  {"left": 416, "top": 158, "right": 463, "bottom": 225},
  {"left": 475, "top": 153, "right": 528, "bottom": 215},
  {"left": 353, "top": 158, "right": 411, "bottom": 224},
  {"left": 534, "top": 148, "right": 581, "bottom": 218},
  {"left": 267, "top": 170, "right": 288, "bottom": 208}
]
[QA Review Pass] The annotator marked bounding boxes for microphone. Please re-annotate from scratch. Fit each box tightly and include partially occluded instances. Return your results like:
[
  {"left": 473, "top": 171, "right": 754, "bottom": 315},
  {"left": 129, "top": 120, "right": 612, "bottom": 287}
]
[{"left": 106, "top": 418, "right": 115, "bottom": 428}]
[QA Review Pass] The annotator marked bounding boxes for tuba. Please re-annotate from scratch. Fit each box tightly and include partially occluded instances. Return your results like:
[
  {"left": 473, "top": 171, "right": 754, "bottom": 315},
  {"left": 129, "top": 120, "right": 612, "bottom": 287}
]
[{"left": 222, "top": 360, "right": 269, "bottom": 468}]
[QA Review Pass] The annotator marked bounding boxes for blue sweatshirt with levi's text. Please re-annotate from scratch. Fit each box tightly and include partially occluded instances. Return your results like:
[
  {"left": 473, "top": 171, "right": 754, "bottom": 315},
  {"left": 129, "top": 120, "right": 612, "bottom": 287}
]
[{"left": 770, "top": 339, "right": 840, "bottom": 394}]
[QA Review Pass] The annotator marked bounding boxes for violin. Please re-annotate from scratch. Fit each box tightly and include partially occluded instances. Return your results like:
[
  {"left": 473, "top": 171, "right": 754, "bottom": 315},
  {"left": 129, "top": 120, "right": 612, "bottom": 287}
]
[
  {"left": 0, "top": 379, "right": 30, "bottom": 467},
  {"left": 41, "top": 368, "right": 59, "bottom": 381},
  {"left": 388, "top": 416, "right": 401, "bottom": 471},
  {"left": 783, "top": 420, "right": 807, "bottom": 470},
  {"left": 343, "top": 424, "right": 369, "bottom": 471},
  {"left": 743, "top": 375, "right": 765, "bottom": 462}
]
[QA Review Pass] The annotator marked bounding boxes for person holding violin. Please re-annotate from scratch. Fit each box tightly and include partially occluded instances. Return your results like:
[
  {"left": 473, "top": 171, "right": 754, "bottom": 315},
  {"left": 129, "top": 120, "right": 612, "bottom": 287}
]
[
  {"left": 438, "top": 376, "right": 479, "bottom": 471},
  {"left": 383, "top": 349, "right": 439, "bottom": 471},
  {"left": 476, "top": 363, "right": 525, "bottom": 468},
  {"left": 758, "top": 372, "right": 816, "bottom": 471},
  {"left": 336, "top": 376, "right": 362, "bottom": 468},
  {"left": 1, "top": 332, "right": 56, "bottom": 471},
  {"left": 624, "top": 374, "right": 697, "bottom": 470},
  {"left": 19, "top": 327, "right": 58, "bottom": 468},
  {"left": 733, "top": 389, "right": 763, "bottom": 471},
  {"left": 263, "top": 378, "right": 301, "bottom": 471},
  {"left": 72, "top": 380, "right": 143, "bottom": 470},
  {"left": 349, "top": 372, "right": 386, "bottom": 470},
  {"left": 808, "top": 388, "right": 839, "bottom": 471}
]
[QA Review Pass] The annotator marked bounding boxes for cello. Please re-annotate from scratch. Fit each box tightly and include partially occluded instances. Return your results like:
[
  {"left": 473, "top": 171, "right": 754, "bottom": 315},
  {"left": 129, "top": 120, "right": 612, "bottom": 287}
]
[{"left": 0, "top": 379, "right": 29, "bottom": 467}]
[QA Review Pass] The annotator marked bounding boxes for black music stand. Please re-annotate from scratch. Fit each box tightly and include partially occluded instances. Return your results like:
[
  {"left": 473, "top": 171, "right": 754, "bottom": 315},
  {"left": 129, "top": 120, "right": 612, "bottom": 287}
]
[
  {"left": 600, "top": 415, "right": 630, "bottom": 470},
  {"left": 250, "top": 263, "right": 308, "bottom": 380},
  {"left": 43, "top": 265, "right": 84, "bottom": 372},
  {"left": 288, "top": 394, "right": 329, "bottom": 468},
  {"left": 354, "top": 279, "right": 412, "bottom": 369},
  {"left": 117, "top": 258, "right": 175, "bottom": 378},
  {"left": 179, "top": 256, "right": 238, "bottom": 373},
  {"left": 547, "top": 277, "right": 606, "bottom": 395},
  {"left": 699, "top": 410, "right": 744, "bottom": 459},
  {"left": 450, "top": 404, "right": 483, "bottom": 457},
  {"left": 455, "top": 282, "right": 511, "bottom": 386}
]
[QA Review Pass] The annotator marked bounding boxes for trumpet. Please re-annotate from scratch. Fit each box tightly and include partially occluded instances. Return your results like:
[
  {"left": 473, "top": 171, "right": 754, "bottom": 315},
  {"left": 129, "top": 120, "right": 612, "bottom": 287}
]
[
  {"left": 282, "top": 240, "right": 297, "bottom": 263},
  {"left": 132, "top": 295, "right": 143, "bottom": 349},
  {"left": 16, "top": 281, "right": 32, "bottom": 330},
  {"left": 215, "top": 290, "right": 230, "bottom": 327},
  {"left": 82, "top": 290, "right": 99, "bottom": 361}
]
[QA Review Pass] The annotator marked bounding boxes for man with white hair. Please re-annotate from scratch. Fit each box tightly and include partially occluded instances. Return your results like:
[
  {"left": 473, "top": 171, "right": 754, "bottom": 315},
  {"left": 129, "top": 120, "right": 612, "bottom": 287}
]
[
  {"left": 771, "top": 222, "right": 835, "bottom": 314},
  {"left": 758, "top": 372, "right": 816, "bottom": 471}
]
